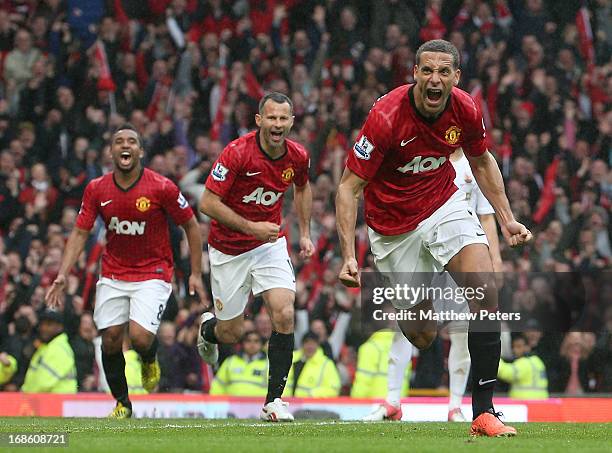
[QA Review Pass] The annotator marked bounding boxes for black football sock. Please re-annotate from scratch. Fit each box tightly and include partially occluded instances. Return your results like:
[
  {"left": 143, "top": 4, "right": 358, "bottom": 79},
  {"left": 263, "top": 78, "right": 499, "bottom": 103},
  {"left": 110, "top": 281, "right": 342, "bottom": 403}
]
[
  {"left": 468, "top": 317, "right": 501, "bottom": 419},
  {"left": 138, "top": 337, "right": 158, "bottom": 364},
  {"left": 265, "top": 331, "right": 294, "bottom": 405},
  {"left": 202, "top": 316, "right": 219, "bottom": 344},
  {"left": 102, "top": 349, "right": 131, "bottom": 409}
]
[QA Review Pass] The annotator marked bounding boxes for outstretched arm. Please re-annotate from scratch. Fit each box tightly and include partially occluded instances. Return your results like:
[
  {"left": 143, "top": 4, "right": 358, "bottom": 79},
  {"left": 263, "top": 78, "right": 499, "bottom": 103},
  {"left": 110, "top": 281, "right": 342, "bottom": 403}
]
[
  {"left": 45, "top": 227, "right": 90, "bottom": 308},
  {"left": 335, "top": 168, "right": 368, "bottom": 287}
]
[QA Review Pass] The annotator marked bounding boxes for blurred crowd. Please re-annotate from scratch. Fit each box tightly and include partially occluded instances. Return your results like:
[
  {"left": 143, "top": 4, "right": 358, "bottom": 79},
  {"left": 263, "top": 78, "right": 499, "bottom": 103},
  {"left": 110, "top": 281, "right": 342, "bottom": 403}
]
[{"left": 0, "top": 0, "right": 610, "bottom": 397}]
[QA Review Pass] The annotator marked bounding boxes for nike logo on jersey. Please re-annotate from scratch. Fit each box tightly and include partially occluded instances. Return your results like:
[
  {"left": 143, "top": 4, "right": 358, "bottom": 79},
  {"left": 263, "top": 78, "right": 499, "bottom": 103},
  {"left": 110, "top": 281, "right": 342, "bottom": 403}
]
[
  {"left": 400, "top": 136, "right": 417, "bottom": 146},
  {"left": 476, "top": 232, "right": 486, "bottom": 237},
  {"left": 246, "top": 171, "right": 262, "bottom": 176},
  {"left": 478, "top": 378, "right": 496, "bottom": 386},
  {"left": 100, "top": 200, "right": 112, "bottom": 207}
]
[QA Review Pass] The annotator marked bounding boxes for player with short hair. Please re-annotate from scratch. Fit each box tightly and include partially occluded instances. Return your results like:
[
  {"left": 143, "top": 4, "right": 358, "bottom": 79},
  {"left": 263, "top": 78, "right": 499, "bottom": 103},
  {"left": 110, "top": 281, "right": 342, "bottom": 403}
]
[
  {"left": 198, "top": 92, "right": 314, "bottom": 422},
  {"left": 46, "top": 124, "right": 205, "bottom": 418},
  {"left": 363, "top": 147, "right": 503, "bottom": 422},
  {"left": 337, "top": 39, "right": 531, "bottom": 437}
]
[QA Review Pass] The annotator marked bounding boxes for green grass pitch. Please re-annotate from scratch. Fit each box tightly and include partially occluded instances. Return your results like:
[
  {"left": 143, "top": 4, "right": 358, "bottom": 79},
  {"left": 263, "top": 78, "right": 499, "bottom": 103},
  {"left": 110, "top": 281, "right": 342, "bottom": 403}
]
[{"left": 0, "top": 418, "right": 609, "bottom": 453}]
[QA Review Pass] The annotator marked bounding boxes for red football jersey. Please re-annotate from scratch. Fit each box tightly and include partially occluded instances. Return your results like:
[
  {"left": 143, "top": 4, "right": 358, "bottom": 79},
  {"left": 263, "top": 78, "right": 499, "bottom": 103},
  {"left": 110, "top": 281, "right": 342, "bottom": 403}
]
[
  {"left": 347, "top": 84, "right": 487, "bottom": 235},
  {"left": 205, "top": 131, "right": 309, "bottom": 255},
  {"left": 75, "top": 168, "right": 194, "bottom": 282}
]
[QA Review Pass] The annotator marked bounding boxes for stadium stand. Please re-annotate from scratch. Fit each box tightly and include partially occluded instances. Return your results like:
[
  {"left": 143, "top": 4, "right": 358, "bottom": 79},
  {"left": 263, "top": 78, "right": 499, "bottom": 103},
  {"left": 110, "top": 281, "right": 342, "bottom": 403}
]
[{"left": 0, "top": 0, "right": 610, "bottom": 401}]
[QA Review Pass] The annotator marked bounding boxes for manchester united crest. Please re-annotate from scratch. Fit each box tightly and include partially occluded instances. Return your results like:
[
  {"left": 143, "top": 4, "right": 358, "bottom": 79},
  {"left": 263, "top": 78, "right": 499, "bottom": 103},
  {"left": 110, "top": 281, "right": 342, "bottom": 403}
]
[
  {"left": 444, "top": 126, "right": 462, "bottom": 145},
  {"left": 281, "top": 167, "right": 295, "bottom": 184},
  {"left": 135, "top": 196, "right": 151, "bottom": 212},
  {"left": 215, "top": 298, "right": 224, "bottom": 312}
]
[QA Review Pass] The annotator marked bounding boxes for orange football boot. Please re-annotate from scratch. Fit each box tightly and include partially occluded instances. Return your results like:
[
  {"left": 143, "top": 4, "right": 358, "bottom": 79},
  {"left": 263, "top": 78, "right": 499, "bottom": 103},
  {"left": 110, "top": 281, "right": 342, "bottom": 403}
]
[{"left": 470, "top": 411, "right": 517, "bottom": 437}]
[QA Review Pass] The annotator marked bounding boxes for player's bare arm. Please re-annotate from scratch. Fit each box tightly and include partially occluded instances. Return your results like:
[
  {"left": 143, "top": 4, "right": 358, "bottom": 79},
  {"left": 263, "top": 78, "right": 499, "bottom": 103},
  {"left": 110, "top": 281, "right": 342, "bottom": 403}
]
[
  {"left": 200, "top": 189, "right": 280, "bottom": 242},
  {"left": 336, "top": 168, "right": 368, "bottom": 287},
  {"left": 180, "top": 216, "right": 207, "bottom": 305},
  {"left": 479, "top": 213, "right": 504, "bottom": 288},
  {"left": 466, "top": 151, "right": 532, "bottom": 247},
  {"left": 293, "top": 181, "right": 314, "bottom": 259},
  {"left": 45, "top": 226, "right": 90, "bottom": 308}
]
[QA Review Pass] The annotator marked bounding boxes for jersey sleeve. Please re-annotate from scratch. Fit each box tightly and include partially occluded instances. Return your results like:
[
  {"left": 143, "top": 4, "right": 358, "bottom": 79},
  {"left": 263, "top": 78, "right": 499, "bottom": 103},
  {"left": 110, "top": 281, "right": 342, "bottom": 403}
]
[
  {"left": 161, "top": 179, "right": 194, "bottom": 225},
  {"left": 462, "top": 97, "right": 488, "bottom": 157},
  {"left": 346, "top": 108, "right": 389, "bottom": 180},
  {"left": 293, "top": 150, "right": 310, "bottom": 187},
  {"left": 75, "top": 181, "right": 98, "bottom": 231},
  {"left": 205, "top": 145, "right": 240, "bottom": 198}
]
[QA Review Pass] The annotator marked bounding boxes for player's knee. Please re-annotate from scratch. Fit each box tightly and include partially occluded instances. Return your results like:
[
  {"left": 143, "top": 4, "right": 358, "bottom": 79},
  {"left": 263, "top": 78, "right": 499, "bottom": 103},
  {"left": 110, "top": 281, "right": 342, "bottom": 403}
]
[
  {"left": 101, "top": 331, "right": 123, "bottom": 354},
  {"left": 409, "top": 331, "right": 436, "bottom": 350},
  {"left": 470, "top": 274, "right": 498, "bottom": 310},
  {"left": 130, "top": 335, "right": 153, "bottom": 355},
  {"left": 271, "top": 303, "right": 294, "bottom": 333},
  {"left": 216, "top": 324, "right": 242, "bottom": 344}
]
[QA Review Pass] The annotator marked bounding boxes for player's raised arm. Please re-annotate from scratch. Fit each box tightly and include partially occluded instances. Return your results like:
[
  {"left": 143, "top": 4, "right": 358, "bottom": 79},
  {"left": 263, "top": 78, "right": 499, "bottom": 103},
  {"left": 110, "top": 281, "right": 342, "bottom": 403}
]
[
  {"left": 200, "top": 189, "right": 280, "bottom": 243},
  {"left": 466, "top": 151, "right": 532, "bottom": 247},
  {"left": 45, "top": 226, "right": 90, "bottom": 308},
  {"left": 293, "top": 181, "right": 314, "bottom": 259},
  {"left": 335, "top": 168, "right": 368, "bottom": 287}
]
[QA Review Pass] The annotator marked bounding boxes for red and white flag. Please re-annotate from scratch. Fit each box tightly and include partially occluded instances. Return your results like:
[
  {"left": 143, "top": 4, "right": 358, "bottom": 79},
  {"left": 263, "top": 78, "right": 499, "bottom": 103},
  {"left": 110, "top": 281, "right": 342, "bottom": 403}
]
[
  {"left": 576, "top": 3, "right": 595, "bottom": 72},
  {"left": 94, "top": 40, "right": 116, "bottom": 92},
  {"left": 210, "top": 67, "right": 228, "bottom": 141}
]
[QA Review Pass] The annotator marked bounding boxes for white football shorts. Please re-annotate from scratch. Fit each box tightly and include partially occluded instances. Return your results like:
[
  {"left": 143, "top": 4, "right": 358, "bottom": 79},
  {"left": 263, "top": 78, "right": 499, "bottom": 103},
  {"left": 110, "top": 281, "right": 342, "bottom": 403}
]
[
  {"left": 208, "top": 236, "right": 296, "bottom": 321},
  {"left": 369, "top": 189, "right": 488, "bottom": 310},
  {"left": 94, "top": 277, "right": 172, "bottom": 334}
]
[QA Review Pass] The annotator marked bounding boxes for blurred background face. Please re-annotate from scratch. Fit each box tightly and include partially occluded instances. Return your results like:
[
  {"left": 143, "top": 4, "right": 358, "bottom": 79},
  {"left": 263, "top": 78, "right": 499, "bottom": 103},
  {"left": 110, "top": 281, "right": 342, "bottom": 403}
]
[
  {"left": 39, "top": 319, "right": 62, "bottom": 343},
  {"left": 310, "top": 320, "right": 328, "bottom": 341},
  {"left": 78, "top": 314, "right": 96, "bottom": 341},
  {"left": 158, "top": 322, "right": 176, "bottom": 347},
  {"left": 255, "top": 312, "right": 272, "bottom": 340},
  {"left": 302, "top": 338, "right": 319, "bottom": 359},
  {"left": 242, "top": 332, "right": 263, "bottom": 356},
  {"left": 512, "top": 337, "right": 530, "bottom": 358}
]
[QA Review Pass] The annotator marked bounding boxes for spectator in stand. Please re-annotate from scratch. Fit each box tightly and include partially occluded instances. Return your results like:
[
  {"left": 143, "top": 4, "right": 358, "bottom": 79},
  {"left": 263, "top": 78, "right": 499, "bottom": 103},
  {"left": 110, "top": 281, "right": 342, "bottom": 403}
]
[
  {"left": 551, "top": 332, "right": 598, "bottom": 395},
  {"left": 70, "top": 312, "right": 97, "bottom": 392},
  {"left": 2, "top": 304, "right": 37, "bottom": 390},
  {"left": 497, "top": 334, "right": 549, "bottom": 399},
  {"left": 210, "top": 330, "right": 268, "bottom": 397},
  {"left": 4, "top": 28, "right": 42, "bottom": 99},
  {"left": 351, "top": 329, "right": 410, "bottom": 400},
  {"left": 0, "top": 350, "right": 17, "bottom": 387},
  {"left": 284, "top": 331, "right": 340, "bottom": 398},
  {"left": 21, "top": 309, "right": 77, "bottom": 393}
]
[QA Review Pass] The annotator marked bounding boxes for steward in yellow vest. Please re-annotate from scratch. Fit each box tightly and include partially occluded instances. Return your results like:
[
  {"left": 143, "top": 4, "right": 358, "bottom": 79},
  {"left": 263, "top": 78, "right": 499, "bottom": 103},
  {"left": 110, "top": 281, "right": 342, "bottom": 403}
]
[
  {"left": 22, "top": 310, "right": 77, "bottom": 393},
  {"left": 283, "top": 331, "right": 340, "bottom": 398},
  {"left": 498, "top": 335, "right": 548, "bottom": 399},
  {"left": 0, "top": 352, "right": 18, "bottom": 385},
  {"left": 210, "top": 331, "right": 268, "bottom": 396},
  {"left": 124, "top": 349, "right": 147, "bottom": 394},
  {"left": 351, "top": 330, "right": 410, "bottom": 398}
]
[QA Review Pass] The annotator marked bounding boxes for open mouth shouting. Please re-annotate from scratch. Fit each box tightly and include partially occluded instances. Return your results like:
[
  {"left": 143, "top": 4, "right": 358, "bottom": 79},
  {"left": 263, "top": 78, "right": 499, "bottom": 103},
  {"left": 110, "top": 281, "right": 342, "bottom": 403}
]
[
  {"left": 269, "top": 130, "right": 284, "bottom": 144},
  {"left": 425, "top": 88, "right": 444, "bottom": 108},
  {"left": 119, "top": 150, "right": 134, "bottom": 168}
]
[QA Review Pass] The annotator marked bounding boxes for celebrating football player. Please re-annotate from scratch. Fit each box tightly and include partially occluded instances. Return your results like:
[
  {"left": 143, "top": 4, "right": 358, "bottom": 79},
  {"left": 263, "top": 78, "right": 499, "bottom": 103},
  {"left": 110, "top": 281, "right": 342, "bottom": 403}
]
[
  {"left": 198, "top": 92, "right": 314, "bottom": 422},
  {"left": 46, "top": 124, "right": 205, "bottom": 418},
  {"left": 337, "top": 39, "right": 531, "bottom": 437}
]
